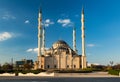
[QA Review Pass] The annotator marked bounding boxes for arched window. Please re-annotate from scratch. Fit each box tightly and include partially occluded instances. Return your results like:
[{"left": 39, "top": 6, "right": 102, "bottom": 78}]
[
  {"left": 80, "top": 65, "right": 82, "bottom": 68},
  {"left": 41, "top": 65, "right": 43, "bottom": 68},
  {"left": 47, "top": 65, "right": 50, "bottom": 68},
  {"left": 74, "top": 65, "right": 76, "bottom": 68},
  {"left": 67, "top": 65, "right": 69, "bottom": 68},
  {"left": 54, "top": 65, "right": 57, "bottom": 68}
]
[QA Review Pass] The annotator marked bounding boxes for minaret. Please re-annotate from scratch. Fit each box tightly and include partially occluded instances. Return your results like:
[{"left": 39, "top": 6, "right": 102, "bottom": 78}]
[
  {"left": 73, "top": 27, "right": 77, "bottom": 52},
  {"left": 42, "top": 27, "right": 45, "bottom": 55},
  {"left": 38, "top": 9, "right": 42, "bottom": 69},
  {"left": 81, "top": 7, "right": 87, "bottom": 69}
]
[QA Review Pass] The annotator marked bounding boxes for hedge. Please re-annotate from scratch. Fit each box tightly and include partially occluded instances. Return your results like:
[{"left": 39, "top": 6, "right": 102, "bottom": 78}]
[
  {"left": 108, "top": 70, "right": 120, "bottom": 76},
  {"left": 58, "top": 69, "right": 92, "bottom": 73}
]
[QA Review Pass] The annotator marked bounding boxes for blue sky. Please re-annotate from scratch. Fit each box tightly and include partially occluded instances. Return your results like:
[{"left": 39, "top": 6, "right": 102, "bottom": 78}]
[{"left": 0, "top": 0, "right": 120, "bottom": 65}]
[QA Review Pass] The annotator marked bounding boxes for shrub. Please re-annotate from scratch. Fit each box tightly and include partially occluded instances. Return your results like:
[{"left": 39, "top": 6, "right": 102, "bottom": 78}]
[
  {"left": 31, "top": 70, "right": 41, "bottom": 74},
  {"left": 21, "top": 70, "right": 28, "bottom": 74},
  {"left": 31, "top": 69, "right": 46, "bottom": 74},
  {"left": 0, "top": 70, "right": 5, "bottom": 74},
  {"left": 108, "top": 70, "right": 120, "bottom": 76},
  {"left": 58, "top": 69, "right": 92, "bottom": 73}
]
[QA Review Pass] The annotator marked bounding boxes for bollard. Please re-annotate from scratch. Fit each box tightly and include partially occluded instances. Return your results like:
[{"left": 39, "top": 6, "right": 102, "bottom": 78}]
[{"left": 15, "top": 72, "right": 19, "bottom": 76}]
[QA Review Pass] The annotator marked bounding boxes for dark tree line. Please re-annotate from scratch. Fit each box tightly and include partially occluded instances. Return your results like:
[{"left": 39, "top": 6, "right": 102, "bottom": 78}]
[{"left": 0, "top": 62, "right": 33, "bottom": 73}]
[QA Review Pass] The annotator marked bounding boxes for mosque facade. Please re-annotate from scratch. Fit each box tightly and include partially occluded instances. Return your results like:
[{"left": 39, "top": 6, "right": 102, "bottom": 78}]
[{"left": 34, "top": 8, "right": 87, "bottom": 70}]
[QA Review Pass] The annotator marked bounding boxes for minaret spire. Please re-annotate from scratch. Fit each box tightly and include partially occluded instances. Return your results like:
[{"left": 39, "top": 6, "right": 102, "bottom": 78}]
[
  {"left": 81, "top": 7, "right": 87, "bottom": 69},
  {"left": 81, "top": 7, "right": 85, "bottom": 57},
  {"left": 82, "top": 6, "right": 84, "bottom": 14},
  {"left": 38, "top": 8, "right": 42, "bottom": 69},
  {"left": 73, "top": 26, "right": 77, "bottom": 52},
  {"left": 42, "top": 26, "right": 45, "bottom": 55}
]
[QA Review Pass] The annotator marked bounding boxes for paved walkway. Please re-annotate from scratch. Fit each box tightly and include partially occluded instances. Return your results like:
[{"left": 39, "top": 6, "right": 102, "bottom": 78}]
[
  {"left": 54, "top": 72, "right": 119, "bottom": 77},
  {"left": 0, "top": 72, "right": 119, "bottom": 78}
]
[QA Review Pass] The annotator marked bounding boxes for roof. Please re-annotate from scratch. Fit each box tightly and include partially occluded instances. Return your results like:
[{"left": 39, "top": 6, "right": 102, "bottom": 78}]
[
  {"left": 54, "top": 40, "right": 68, "bottom": 45},
  {"left": 52, "top": 40, "right": 69, "bottom": 49}
]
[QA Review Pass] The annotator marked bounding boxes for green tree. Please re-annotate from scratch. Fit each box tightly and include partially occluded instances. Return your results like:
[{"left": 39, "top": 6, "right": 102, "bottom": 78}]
[
  {"left": 0, "top": 64, "right": 1, "bottom": 70},
  {"left": 110, "top": 61, "right": 114, "bottom": 66},
  {"left": 2, "top": 63, "right": 13, "bottom": 72},
  {"left": 23, "top": 63, "right": 33, "bottom": 70},
  {"left": 113, "top": 64, "right": 120, "bottom": 70}
]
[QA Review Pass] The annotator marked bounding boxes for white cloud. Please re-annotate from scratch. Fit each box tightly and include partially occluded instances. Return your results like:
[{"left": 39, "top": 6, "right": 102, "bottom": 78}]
[
  {"left": 26, "top": 47, "right": 49, "bottom": 53},
  {"left": 0, "top": 32, "right": 13, "bottom": 41},
  {"left": 25, "top": 20, "right": 30, "bottom": 24},
  {"left": 26, "top": 48, "right": 33, "bottom": 52},
  {"left": 1, "top": 14, "right": 16, "bottom": 20},
  {"left": 26, "top": 48, "right": 38, "bottom": 53},
  {"left": 33, "top": 48, "right": 38, "bottom": 53},
  {"left": 43, "top": 19, "right": 54, "bottom": 27},
  {"left": 0, "top": 10, "right": 16, "bottom": 20},
  {"left": 26, "top": 48, "right": 34, "bottom": 53},
  {"left": 57, "top": 19, "right": 73, "bottom": 27},
  {"left": 87, "top": 44, "right": 96, "bottom": 47},
  {"left": 45, "top": 19, "right": 50, "bottom": 23}
]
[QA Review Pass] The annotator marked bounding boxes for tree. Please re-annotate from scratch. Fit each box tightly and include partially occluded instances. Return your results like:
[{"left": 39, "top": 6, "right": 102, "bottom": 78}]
[
  {"left": 0, "top": 64, "right": 1, "bottom": 70},
  {"left": 23, "top": 63, "right": 33, "bottom": 70},
  {"left": 113, "top": 64, "right": 120, "bottom": 70},
  {"left": 2, "top": 63, "right": 13, "bottom": 72},
  {"left": 110, "top": 61, "right": 114, "bottom": 66}
]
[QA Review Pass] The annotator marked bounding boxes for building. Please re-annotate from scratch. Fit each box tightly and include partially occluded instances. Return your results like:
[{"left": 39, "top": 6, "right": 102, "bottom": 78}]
[
  {"left": 34, "top": 40, "right": 82, "bottom": 69},
  {"left": 34, "top": 7, "right": 87, "bottom": 70},
  {"left": 16, "top": 59, "right": 33, "bottom": 70}
]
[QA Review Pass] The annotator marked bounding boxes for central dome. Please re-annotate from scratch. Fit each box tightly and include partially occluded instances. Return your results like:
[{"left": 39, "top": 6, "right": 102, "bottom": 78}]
[{"left": 52, "top": 40, "right": 69, "bottom": 49}]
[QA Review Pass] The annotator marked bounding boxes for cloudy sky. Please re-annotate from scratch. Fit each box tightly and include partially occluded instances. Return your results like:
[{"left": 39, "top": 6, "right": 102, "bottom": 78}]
[{"left": 0, "top": 0, "right": 120, "bottom": 65}]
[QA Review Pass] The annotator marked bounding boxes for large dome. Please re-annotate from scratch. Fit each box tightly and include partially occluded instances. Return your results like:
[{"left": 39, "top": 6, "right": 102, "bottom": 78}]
[{"left": 52, "top": 40, "right": 69, "bottom": 49}]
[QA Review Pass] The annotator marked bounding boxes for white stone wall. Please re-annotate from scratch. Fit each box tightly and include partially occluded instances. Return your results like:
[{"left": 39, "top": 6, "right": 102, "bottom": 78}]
[
  {"left": 40, "top": 50, "right": 82, "bottom": 70},
  {"left": 73, "top": 57, "right": 80, "bottom": 69},
  {"left": 45, "top": 56, "right": 53, "bottom": 69}
]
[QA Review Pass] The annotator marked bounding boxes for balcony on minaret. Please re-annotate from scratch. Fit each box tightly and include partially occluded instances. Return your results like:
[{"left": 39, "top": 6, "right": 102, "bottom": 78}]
[
  {"left": 81, "top": 35, "right": 85, "bottom": 38},
  {"left": 81, "top": 27, "right": 85, "bottom": 30}
]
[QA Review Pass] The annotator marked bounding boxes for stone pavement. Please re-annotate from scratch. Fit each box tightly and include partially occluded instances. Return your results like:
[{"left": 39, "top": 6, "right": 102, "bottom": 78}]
[
  {"left": 54, "top": 72, "right": 119, "bottom": 77},
  {"left": 0, "top": 72, "right": 119, "bottom": 78}
]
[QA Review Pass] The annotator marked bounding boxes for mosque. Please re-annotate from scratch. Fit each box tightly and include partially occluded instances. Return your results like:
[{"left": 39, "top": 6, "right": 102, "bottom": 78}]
[{"left": 34, "top": 8, "right": 87, "bottom": 70}]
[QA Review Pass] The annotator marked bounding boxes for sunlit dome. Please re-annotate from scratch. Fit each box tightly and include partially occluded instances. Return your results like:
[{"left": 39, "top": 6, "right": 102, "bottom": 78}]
[{"left": 52, "top": 40, "right": 69, "bottom": 49}]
